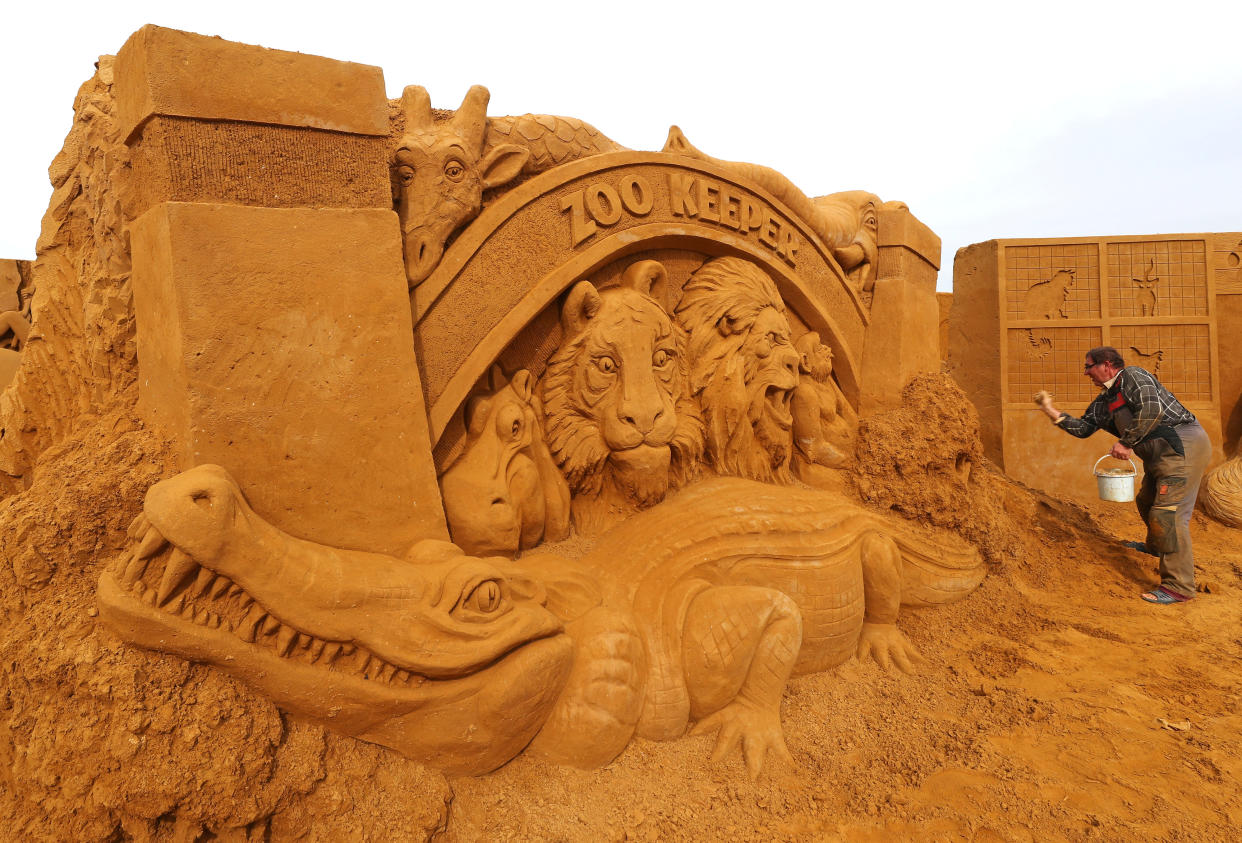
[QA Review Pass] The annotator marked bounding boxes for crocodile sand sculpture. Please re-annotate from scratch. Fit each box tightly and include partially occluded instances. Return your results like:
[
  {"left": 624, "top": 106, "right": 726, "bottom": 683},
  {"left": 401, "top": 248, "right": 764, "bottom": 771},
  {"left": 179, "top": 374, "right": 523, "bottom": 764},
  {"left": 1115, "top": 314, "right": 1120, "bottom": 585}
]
[{"left": 97, "top": 465, "right": 574, "bottom": 776}]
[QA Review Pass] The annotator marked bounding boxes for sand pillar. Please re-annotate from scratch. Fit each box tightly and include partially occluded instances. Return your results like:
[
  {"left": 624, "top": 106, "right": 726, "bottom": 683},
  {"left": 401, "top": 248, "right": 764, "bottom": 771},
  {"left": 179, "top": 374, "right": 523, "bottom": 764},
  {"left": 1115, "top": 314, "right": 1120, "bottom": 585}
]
[
  {"left": 117, "top": 25, "right": 447, "bottom": 553},
  {"left": 857, "top": 207, "right": 942, "bottom": 416}
]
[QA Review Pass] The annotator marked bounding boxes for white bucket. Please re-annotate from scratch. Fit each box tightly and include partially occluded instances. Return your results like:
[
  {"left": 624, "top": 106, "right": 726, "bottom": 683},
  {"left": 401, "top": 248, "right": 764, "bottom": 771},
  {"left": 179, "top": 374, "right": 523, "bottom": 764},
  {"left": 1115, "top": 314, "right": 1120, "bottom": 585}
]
[{"left": 1093, "top": 455, "right": 1137, "bottom": 502}]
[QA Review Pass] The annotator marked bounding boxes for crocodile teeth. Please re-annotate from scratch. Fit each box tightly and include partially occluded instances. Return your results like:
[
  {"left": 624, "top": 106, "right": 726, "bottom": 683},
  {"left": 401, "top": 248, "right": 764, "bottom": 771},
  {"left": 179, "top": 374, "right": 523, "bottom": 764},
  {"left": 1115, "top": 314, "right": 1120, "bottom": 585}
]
[
  {"left": 157, "top": 548, "right": 198, "bottom": 607},
  {"left": 395, "top": 669, "right": 411, "bottom": 684},
  {"left": 309, "top": 638, "right": 326, "bottom": 661},
  {"left": 195, "top": 608, "right": 210, "bottom": 625},
  {"left": 120, "top": 553, "right": 149, "bottom": 587},
  {"left": 359, "top": 655, "right": 375, "bottom": 677},
  {"left": 376, "top": 663, "right": 396, "bottom": 683},
  {"left": 207, "top": 613, "right": 222, "bottom": 630},
  {"left": 166, "top": 594, "right": 185, "bottom": 614},
  {"left": 276, "top": 625, "right": 297, "bottom": 657},
  {"left": 135, "top": 526, "right": 169, "bottom": 560},
  {"left": 261, "top": 615, "right": 280, "bottom": 636},
  {"left": 191, "top": 567, "right": 215, "bottom": 600},
  {"left": 341, "top": 644, "right": 356, "bottom": 656},
  {"left": 211, "top": 576, "right": 233, "bottom": 600},
  {"left": 228, "top": 582, "right": 244, "bottom": 599},
  {"left": 239, "top": 606, "right": 266, "bottom": 643},
  {"left": 180, "top": 602, "right": 196, "bottom": 619},
  {"left": 321, "top": 642, "right": 343, "bottom": 664},
  {"left": 142, "top": 587, "right": 157, "bottom": 606}
]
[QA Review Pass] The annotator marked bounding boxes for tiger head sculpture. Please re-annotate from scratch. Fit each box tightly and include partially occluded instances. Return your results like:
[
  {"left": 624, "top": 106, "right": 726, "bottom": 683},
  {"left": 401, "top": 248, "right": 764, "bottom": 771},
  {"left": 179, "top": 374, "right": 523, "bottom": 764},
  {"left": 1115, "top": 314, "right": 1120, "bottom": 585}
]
[{"left": 541, "top": 260, "right": 704, "bottom": 536}]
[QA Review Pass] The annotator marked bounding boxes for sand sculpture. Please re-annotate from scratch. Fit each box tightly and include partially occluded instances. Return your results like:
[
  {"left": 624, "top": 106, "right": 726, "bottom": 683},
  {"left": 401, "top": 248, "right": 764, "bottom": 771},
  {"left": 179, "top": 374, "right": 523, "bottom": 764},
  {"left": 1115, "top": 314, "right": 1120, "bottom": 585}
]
[
  {"left": 0, "top": 259, "right": 31, "bottom": 388},
  {"left": 1201, "top": 454, "right": 1242, "bottom": 527},
  {"left": 0, "top": 25, "right": 970, "bottom": 796}
]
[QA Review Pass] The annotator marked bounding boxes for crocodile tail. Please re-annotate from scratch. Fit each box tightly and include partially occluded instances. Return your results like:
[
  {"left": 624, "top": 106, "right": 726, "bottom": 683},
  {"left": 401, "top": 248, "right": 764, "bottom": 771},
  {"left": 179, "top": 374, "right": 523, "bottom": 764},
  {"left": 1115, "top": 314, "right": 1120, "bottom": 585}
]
[
  {"left": 1201, "top": 454, "right": 1242, "bottom": 528},
  {"left": 886, "top": 523, "right": 985, "bottom": 606},
  {"left": 487, "top": 114, "right": 626, "bottom": 174}
]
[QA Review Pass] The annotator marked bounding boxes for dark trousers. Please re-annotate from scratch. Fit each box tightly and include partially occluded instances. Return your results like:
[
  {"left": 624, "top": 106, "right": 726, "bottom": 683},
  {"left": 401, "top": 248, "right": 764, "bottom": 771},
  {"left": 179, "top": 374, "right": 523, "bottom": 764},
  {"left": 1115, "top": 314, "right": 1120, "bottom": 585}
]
[{"left": 1134, "top": 421, "right": 1211, "bottom": 596}]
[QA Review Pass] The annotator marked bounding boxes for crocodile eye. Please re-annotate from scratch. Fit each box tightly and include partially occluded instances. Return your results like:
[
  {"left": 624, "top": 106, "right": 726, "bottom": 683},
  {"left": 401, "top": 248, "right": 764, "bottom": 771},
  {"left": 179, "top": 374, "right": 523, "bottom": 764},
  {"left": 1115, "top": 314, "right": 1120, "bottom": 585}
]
[
  {"left": 396, "top": 165, "right": 415, "bottom": 185},
  {"left": 652, "top": 348, "right": 672, "bottom": 368},
  {"left": 444, "top": 159, "right": 466, "bottom": 181},
  {"left": 595, "top": 355, "right": 617, "bottom": 374},
  {"left": 464, "top": 580, "right": 504, "bottom": 614}
]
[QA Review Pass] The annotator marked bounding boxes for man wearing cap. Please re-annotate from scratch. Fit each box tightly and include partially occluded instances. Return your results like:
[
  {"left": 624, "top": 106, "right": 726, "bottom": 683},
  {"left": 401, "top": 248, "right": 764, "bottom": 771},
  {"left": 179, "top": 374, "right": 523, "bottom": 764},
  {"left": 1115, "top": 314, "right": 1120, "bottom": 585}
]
[{"left": 1033, "top": 346, "right": 1211, "bottom": 604}]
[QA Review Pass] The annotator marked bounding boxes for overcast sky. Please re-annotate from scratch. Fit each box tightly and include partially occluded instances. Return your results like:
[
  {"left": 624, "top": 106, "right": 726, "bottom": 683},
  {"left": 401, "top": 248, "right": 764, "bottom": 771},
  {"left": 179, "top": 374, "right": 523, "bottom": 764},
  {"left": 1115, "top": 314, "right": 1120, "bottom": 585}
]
[{"left": 3, "top": 1, "right": 1240, "bottom": 291}]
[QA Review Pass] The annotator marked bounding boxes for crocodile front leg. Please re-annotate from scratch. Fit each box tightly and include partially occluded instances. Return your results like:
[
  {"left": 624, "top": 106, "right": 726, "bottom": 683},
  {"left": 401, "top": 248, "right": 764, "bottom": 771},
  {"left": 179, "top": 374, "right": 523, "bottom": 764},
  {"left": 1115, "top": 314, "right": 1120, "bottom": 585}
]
[
  {"left": 857, "top": 532, "right": 925, "bottom": 673},
  {"left": 681, "top": 585, "right": 801, "bottom": 779}
]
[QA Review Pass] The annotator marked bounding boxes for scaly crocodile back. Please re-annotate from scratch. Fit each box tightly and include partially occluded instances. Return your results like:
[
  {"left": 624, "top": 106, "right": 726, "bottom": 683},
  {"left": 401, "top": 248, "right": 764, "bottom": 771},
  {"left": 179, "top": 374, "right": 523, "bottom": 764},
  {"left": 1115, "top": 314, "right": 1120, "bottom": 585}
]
[{"left": 487, "top": 115, "right": 626, "bottom": 174}]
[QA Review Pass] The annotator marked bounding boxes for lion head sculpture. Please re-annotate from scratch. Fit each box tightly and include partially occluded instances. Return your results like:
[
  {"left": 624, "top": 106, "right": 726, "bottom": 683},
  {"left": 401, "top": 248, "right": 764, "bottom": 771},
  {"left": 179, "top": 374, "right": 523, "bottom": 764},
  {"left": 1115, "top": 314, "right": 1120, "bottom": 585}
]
[
  {"left": 675, "top": 256, "right": 801, "bottom": 484},
  {"left": 541, "top": 260, "right": 704, "bottom": 536}
]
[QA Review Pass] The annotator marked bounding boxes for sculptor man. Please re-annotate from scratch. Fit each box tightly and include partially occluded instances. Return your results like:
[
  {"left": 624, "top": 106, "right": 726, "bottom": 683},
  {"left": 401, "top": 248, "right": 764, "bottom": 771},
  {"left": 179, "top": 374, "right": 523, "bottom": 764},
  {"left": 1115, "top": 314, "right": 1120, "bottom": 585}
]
[{"left": 1034, "top": 346, "right": 1210, "bottom": 604}]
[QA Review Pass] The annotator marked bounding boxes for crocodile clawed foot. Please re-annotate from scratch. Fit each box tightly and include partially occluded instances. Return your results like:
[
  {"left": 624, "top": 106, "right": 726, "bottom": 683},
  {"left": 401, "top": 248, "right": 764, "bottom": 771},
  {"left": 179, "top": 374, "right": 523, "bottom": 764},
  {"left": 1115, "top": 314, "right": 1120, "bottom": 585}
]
[
  {"left": 856, "top": 621, "right": 926, "bottom": 674},
  {"left": 690, "top": 697, "right": 794, "bottom": 780}
]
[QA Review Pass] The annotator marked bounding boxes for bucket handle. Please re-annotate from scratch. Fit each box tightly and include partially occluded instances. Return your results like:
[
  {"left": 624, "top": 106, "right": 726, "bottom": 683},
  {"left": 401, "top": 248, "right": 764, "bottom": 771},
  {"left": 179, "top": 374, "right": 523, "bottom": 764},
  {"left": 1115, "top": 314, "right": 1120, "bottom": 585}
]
[{"left": 1093, "top": 455, "right": 1136, "bottom": 477}]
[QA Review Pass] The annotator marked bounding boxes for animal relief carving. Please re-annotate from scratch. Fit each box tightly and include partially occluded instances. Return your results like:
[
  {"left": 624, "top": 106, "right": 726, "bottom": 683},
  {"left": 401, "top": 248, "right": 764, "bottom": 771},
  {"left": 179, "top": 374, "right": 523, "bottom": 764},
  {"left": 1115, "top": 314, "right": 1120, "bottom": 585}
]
[
  {"left": 1020, "top": 328, "right": 1053, "bottom": 361},
  {"left": 540, "top": 260, "right": 703, "bottom": 536},
  {"left": 1023, "top": 268, "right": 1076, "bottom": 319},
  {"left": 392, "top": 86, "right": 625, "bottom": 287},
  {"left": 791, "top": 332, "right": 856, "bottom": 485},
  {"left": 440, "top": 368, "right": 570, "bottom": 557},
  {"left": 1128, "top": 345, "right": 1164, "bottom": 376},
  {"left": 97, "top": 465, "right": 574, "bottom": 776},
  {"left": 676, "top": 257, "right": 801, "bottom": 484},
  {"left": 1132, "top": 257, "right": 1159, "bottom": 316}
]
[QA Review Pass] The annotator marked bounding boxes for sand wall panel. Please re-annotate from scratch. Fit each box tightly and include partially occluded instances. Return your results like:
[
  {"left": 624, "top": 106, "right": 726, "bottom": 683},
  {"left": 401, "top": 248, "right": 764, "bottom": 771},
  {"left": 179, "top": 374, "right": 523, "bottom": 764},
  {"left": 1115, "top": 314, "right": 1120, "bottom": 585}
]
[{"left": 131, "top": 203, "right": 447, "bottom": 553}]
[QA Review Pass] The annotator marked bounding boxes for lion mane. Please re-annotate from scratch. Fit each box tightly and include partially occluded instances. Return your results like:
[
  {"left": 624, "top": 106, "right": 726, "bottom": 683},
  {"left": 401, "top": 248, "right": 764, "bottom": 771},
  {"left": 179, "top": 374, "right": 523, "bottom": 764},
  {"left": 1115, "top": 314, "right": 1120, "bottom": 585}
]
[
  {"left": 540, "top": 263, "right": 704, "bottom": 532},
  {"left": 675, "top": 256, "right": 800, "bottom": 484}
]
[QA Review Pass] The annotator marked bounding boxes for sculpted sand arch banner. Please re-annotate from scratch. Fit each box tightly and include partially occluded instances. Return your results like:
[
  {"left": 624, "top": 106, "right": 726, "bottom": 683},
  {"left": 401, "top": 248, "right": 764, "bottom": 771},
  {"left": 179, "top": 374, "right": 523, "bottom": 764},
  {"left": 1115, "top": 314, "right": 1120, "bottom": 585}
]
[{"left": 410, "top": 151, "right": 870, "bottom": 445}]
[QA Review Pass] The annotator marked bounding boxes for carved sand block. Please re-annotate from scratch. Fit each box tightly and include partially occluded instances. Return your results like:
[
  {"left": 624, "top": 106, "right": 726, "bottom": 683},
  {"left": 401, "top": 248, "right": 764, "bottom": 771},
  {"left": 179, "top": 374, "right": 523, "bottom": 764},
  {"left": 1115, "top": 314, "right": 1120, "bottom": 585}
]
[{"left": 952, "top": 235, "right": 1229, "bottom": 502}]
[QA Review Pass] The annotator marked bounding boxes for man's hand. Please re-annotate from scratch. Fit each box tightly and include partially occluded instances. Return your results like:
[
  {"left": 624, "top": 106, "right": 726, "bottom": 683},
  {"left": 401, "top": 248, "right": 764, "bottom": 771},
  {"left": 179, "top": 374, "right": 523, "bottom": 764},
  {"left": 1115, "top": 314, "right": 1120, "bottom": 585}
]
[
  {"left": 1032, "top": 390, "right": 1053, "bottom": 409},
  {"left": 1110, "top": 441, "right": 1133, "bottom": 460}
]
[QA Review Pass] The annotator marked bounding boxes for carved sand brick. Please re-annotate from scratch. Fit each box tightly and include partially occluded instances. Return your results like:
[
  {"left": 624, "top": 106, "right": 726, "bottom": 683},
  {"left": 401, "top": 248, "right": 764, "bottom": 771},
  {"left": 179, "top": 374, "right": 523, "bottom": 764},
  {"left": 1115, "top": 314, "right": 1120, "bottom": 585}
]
[{"left": 952, "top": 234, "right": 1235, "bottom": 502}]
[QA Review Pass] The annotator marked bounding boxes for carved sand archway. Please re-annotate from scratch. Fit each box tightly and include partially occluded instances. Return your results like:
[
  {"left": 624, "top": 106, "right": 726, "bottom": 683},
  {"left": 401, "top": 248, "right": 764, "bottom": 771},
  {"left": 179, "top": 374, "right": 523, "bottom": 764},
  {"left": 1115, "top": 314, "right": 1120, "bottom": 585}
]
[{"left": 411, "top": 151, "right": 869, "bottom": 446}]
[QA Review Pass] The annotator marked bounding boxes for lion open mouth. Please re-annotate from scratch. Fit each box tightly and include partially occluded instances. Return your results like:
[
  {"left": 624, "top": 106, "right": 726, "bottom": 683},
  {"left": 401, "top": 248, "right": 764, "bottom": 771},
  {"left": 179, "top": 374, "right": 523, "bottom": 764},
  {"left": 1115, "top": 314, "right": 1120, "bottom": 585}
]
[{"left": 764, "top": 384, "right": 794, "bottom": 429}]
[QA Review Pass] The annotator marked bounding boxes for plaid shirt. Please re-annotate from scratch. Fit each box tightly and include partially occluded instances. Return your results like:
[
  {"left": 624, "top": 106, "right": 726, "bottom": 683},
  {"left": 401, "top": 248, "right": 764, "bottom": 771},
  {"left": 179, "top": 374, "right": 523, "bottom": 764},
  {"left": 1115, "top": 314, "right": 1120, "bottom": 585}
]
[{"left": 1058, "top": 366, "right": 1196, "bottom": 448}]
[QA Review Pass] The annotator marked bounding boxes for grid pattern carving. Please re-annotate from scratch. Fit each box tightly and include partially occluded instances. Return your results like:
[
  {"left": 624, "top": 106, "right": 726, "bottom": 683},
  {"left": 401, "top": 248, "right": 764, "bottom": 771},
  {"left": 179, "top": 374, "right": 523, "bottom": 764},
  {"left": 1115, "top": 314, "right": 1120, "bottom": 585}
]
[
  {"left": 1112, "top": 324, "right": 1212, "bottom": 402},
  {"left": 1005, "top": 244, "right": 1100, "bottom": 321},
  {"left": 1212, "top": 233, "right": 1242, "bottom": 294},
  {"left": 1007, "top": 326, "right": 1103, "bottom": 405},
  {"left": 1106, "top": 240, "right": 1208, "bottom": 318}
]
